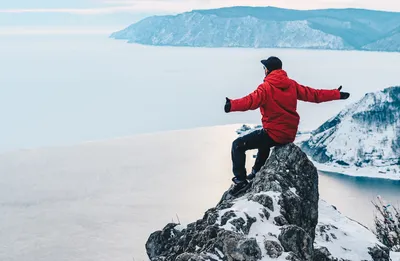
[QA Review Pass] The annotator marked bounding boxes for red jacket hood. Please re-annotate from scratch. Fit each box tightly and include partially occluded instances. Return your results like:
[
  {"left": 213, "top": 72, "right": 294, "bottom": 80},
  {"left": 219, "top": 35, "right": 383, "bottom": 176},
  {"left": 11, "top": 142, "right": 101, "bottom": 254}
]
[{"left": 264, "top": 69, "right": 292, "bottom": 90}]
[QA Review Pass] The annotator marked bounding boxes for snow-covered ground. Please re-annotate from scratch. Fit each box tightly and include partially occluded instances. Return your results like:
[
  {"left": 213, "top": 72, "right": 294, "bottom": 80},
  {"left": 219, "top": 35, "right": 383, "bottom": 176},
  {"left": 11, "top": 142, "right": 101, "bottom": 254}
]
[
  {"left": 392, "top": 252, "right": 400, "bottom": 261},
  {"left": 316, "top": 200, "right": 389, "bottom": 260},
  {"left": 210, "top": 191, "right": 389, "bottom": 260},
  {"left": 216, "top": 191, "right": 292, "bottom": 261}
]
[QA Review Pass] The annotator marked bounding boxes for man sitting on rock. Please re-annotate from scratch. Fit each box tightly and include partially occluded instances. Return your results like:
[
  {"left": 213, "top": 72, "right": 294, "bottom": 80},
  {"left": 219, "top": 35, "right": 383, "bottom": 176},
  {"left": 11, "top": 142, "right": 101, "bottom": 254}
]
[{"left": 224, "top": 56, "right": 350, "bottom": 196}]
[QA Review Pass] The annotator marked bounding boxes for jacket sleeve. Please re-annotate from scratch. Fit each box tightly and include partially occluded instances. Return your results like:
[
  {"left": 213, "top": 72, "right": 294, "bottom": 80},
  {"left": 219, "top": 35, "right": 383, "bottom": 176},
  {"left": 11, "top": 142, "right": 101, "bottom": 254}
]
[
  {"left": 295, "top": 81, "right": 340, "bottom": 103},
  {"left": 230, "top": 84, "right": 267, "bottom": 112}
]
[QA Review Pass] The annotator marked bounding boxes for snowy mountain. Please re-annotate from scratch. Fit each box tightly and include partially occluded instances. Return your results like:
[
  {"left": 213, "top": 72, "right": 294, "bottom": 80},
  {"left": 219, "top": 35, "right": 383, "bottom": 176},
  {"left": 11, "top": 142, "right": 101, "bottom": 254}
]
[
  {"left": 110, "top": 7, "right": 400, "bottom": 52},
  {"left": 301, "top": 86, "right": 400, "bottom": 180},
  {"left": 364, "top": 27, "right": 400, "bottom": 52},
  {"left": 145, "top": 144, "right": 391, "bottom": 260}
]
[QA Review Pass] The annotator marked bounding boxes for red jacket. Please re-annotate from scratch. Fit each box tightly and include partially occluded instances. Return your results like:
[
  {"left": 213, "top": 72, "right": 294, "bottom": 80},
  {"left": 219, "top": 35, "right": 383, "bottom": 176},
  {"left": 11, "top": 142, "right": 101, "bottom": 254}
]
[{"left": 230, "top": 69, "right": 341, "bottom": 144}]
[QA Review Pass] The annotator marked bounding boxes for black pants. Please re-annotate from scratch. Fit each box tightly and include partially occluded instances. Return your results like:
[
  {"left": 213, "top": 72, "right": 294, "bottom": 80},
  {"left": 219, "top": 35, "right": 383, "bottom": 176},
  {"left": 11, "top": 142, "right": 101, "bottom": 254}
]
[{"left": 231, "top": 128, "right": 280, "bottom": 181}]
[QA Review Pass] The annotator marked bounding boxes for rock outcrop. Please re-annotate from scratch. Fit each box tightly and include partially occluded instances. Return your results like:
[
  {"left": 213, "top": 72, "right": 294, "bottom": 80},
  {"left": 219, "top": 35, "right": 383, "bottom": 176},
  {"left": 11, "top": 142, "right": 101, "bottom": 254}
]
[{"left": 145, "top": 144, "right": 390, "bottom": 261}]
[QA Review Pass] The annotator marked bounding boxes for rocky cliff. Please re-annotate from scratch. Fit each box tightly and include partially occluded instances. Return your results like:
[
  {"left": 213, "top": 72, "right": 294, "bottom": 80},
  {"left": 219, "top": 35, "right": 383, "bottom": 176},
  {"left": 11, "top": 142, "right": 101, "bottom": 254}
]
[
  {"left": 145, "top": 144, "right": 390, "bottom": 260},
  {"left": 301, "top": 86, "right": 400, "bottom": 179}
]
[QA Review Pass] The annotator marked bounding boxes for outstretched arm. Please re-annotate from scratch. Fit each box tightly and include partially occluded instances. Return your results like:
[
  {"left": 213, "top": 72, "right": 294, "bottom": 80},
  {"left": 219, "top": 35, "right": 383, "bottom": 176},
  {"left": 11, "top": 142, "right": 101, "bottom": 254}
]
[
  {"left": 225, "top": 84, "right": 267, "bottom": 113},
  {"left": 295, "top": 81, "right": 343, "bottom": 103}
]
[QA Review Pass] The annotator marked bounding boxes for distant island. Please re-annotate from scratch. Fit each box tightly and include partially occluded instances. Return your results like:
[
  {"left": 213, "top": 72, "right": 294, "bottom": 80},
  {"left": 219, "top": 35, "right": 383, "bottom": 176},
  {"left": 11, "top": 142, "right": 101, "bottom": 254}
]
[{"left": 110, "top": 6, "right": 400, "bottom": 52}]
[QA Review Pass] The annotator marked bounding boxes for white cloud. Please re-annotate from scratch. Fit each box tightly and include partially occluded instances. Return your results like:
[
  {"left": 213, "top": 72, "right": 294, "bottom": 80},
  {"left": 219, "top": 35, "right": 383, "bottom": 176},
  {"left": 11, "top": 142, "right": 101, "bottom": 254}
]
[
  {"left": 0, "top": 26, "right": 116, "bottom": 35},
  {"left": 101, "top": 0, "right": 400, "bottom": 12},
  {"left": 0, "top": 6, "right": 137, "bottom": 14}
]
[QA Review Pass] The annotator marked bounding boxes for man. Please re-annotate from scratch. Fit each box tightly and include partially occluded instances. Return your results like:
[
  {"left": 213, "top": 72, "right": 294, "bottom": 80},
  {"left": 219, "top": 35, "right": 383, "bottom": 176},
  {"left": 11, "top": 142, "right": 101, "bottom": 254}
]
[{"left": 224, "top": 56, "right": 350, "bottom": 196}]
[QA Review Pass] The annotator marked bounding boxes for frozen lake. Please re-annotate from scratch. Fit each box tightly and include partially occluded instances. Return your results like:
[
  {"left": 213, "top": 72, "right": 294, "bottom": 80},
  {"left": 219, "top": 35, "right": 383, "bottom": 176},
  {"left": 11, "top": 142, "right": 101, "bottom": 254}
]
[
  {"left": 0, "top": 34, "right": 399, "bottom": 152},
  {"left": 0, "top": 125, "right": 399, "bottom": 261}
]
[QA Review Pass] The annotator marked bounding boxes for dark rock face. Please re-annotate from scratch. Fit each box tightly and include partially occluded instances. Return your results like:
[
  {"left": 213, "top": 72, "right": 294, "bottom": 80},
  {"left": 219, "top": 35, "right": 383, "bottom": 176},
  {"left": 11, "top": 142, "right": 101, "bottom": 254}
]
[
  {"left": 258, "top": 144, "right": 319, "bottom": 240},
  {"left": 279, "top": 225, "right": 313, "bottom": 260},
  {"left": 227, "top": 238, "right": 262, "bottom": 261},
  {"left": 264, "top": 240, "right": 283, "bottom": 258},
  {"left": 313, "top": 247, "right": 354, "bottom": 261},
  {"left": 146, "top": 227, "right": 262, "bottom": 261},
  {"left": 249, "top": 194, "right": 274, "bottom": 211},
  {"left": 368, "top": 245, "right": 391, "bottom": 261},
  {"left": 315, "top": 224, "right": 340, "bottom": 243},
  {"left": 313, "top": 247, "right": 335, "bottom": 261}
]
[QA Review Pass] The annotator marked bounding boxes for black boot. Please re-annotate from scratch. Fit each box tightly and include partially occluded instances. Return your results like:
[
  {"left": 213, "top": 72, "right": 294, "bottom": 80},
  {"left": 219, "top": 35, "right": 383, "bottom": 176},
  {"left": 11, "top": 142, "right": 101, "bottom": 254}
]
[
  {"left": 247, "top": 169, "right": 257, "bottom": 180},
  {"left": 229, "top": 177, "right": 250, "bottom": 196}
]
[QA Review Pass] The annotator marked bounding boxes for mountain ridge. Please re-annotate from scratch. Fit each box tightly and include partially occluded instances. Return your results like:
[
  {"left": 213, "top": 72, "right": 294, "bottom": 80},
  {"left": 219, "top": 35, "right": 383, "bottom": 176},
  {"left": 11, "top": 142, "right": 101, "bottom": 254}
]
[
  {"left": 301, "top": 86, "right": 400, "bottom": 179},
  {"left": 111, "top": 6, "right": 400, "bottom": 52}
]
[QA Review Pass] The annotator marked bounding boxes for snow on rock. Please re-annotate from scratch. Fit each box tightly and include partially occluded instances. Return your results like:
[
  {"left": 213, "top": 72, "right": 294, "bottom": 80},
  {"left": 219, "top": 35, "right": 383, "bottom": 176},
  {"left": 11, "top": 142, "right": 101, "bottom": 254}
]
[
  {"left": 316, "top": 200, "right": 389, "bottom": 260},
  {"left": 301, "top": 86, "right": 400, "bottom": 180},
  {"left": 144, "top": 144, "right": 390, "bottom": 260},
  {"left": 392, "top": 252, "right": 400, "bottom": 261}
]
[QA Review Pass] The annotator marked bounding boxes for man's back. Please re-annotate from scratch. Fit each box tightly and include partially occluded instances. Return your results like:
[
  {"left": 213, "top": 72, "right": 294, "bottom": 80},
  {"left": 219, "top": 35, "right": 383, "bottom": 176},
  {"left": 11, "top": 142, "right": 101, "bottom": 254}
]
[
  {"left": 262, "top": 70, "right": 301, "bottom": 143},
  {"left": 230, "top": 69, "right": 341, "bottom": 144}
]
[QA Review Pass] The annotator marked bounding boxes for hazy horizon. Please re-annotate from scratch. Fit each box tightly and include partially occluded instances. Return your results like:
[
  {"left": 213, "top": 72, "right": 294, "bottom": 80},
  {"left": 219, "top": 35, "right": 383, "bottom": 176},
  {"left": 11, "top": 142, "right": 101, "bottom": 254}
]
[{"left": 1, "top": 1, "right": 400, "bottom": 29}]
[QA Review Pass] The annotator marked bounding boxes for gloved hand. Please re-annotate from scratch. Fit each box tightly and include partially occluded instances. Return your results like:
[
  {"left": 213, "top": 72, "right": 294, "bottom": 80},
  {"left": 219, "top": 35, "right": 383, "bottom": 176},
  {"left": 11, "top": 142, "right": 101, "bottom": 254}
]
[
  {"left": 224, "top": 97, "right": 231, "bottom": 113},
  {"left": 338, "top": 86, "right": 350, "bottom": 100}
]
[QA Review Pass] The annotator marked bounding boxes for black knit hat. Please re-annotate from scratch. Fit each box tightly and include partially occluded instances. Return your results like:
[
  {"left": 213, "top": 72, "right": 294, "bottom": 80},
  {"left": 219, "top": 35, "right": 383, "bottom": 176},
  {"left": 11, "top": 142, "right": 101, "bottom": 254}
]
[{"left": 261, "top": 56, "right": 282, "bottom": 72}]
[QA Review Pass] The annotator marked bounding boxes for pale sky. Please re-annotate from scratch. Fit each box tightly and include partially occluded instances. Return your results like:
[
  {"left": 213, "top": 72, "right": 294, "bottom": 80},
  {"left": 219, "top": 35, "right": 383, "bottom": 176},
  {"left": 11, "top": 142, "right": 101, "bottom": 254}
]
[
  {"left": 1, "top": 0, "right": 400, "bottom": 14},
  {"left": 0, "top": 0, "right": 399, "bottom": 31}
]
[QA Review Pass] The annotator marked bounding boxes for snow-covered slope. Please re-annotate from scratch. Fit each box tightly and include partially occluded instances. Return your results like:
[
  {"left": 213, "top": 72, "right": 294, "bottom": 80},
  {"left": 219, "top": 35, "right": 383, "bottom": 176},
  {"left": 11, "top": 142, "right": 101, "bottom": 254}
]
[
  {"left": 301, "top": 86, "right": 400, "bottom": 180},
  {"left": 211, "top": 198, "right": 393, "bottom": 260},
  {"left": 316, "top": 200, "right": 392, "bottom": 260},
  {"left": 110, "top": 7, "right": 400, "bottom": 52},
  {"left": 363, "top": 27, "right": 400, "bottom": 52},
  {"left": 392, "top": 252, "right": 400, "bottom": 261}
]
